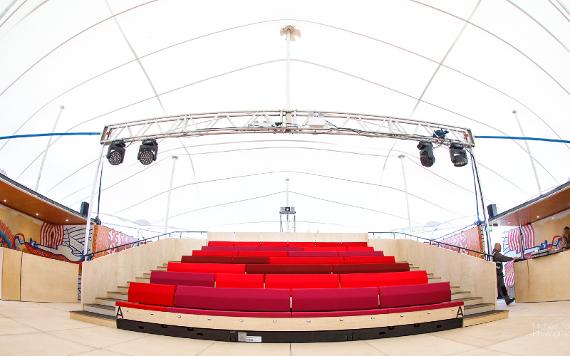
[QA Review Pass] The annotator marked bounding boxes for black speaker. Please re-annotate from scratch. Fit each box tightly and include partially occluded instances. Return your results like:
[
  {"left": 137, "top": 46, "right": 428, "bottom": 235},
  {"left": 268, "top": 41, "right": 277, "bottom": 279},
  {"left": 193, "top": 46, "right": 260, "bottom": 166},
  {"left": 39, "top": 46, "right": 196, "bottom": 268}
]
[
  {"left": 487, "top": 204, "right": 497, "bottom": 219},
  {"left": 80, "top": 202, "right": 89, "bottom": 217}
]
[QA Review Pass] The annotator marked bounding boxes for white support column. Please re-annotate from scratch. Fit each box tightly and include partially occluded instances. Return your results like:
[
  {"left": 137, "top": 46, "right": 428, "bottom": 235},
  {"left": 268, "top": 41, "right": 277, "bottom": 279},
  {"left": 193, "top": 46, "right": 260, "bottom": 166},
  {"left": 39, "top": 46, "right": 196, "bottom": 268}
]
[
  {"left": 164, "top": 155, "right": 178, "bottom": 233},
  {"left": 35, "top": 105, "right": 64, "bottom": 191},
  {"left": 83, "top": 145, "right": 106, "bottom": 258},
  {"left": 398, "top": 154, "right": 412, "bottom": 235},
  {"left": 280, "top": 26, "right": 300, "bottom": 112},
  {"left": 513, "top": 110, "right": 541, "bottom": 195}
]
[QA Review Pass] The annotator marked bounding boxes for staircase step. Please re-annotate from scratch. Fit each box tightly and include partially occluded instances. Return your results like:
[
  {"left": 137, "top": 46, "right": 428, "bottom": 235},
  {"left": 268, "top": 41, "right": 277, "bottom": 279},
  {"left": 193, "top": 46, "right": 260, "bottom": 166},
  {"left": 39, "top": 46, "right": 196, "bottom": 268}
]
[
  {"left": 83, "top": 303, "right": 116, "bottom": 317},
  {"left": 456, "top": 296, "right": 482, "bottom": 307},
  {"left": 142, "top": 272, "right": 151, "bottom": 278},
  {"left": 70, "top": 310, "right": 116, "bottom": 328},
  {"left": 134, "top": 277, "right": 150, "bottom": 283},
  {"left": 95, "top": 297, "right": 121, "bottom": 307},
  {"left": 463, "top": 303, "right": 495, "bottom": 316},
  {"left": 463, "top": 309, "right": 509, "bottom": 327},
  {"left": 107, "top": 291, "right": 127, "bottom": 298},
  {"left": 451, "top": 290, "right": 471, "bottom": 298},
  {"left": 117, "top": 285, "right": 129, "bottom": 290},
  {"left": 156, "top": 266, "right": 167, "bottom": 271}
]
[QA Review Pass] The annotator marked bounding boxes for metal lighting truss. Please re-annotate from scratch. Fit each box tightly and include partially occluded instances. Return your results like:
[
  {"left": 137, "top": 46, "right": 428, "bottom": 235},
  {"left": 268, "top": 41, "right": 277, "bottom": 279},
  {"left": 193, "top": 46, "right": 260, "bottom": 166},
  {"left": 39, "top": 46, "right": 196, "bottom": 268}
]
[{"left": 100, "top": 110, "right": 475, "bottom": 147}]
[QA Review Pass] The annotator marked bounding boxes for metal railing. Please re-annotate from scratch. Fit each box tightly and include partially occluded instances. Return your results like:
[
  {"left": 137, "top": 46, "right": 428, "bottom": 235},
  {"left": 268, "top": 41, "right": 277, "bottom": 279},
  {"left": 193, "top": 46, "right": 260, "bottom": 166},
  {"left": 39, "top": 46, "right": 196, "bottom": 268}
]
[
  {"left": 82, "top": 230, "right": 207, "bottom": 261},
  {"left": 368, "top": 231, "right": 492, "bottom": 260}
]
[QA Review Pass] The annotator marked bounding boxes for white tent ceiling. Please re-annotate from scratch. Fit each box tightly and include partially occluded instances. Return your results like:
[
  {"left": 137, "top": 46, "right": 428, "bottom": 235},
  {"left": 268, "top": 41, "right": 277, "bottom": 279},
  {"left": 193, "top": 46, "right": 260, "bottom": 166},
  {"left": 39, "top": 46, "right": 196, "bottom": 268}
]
[{"left": 0, "top": 0, "right": 569, "bottom": 236}]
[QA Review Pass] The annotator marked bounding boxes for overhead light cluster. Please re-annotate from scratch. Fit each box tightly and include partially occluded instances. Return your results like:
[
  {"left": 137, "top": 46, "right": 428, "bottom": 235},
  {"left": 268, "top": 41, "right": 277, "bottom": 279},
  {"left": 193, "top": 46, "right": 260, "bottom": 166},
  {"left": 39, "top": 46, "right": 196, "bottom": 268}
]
[
  {"left": 106, "top": 139, "right": 158, "bottom": 166},
  {"left": 417, "top": 130, "right": 468, "bottom": 168}
]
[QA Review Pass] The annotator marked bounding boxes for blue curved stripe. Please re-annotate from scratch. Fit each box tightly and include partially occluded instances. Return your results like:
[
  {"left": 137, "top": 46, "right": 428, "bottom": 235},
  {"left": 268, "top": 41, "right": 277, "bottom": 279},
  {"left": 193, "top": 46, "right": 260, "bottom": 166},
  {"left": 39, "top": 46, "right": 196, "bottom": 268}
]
[
  {"left": 475, "top": 135, "right": 570, "bottom": 144},
  {"left": 0, "top": 132, "right": 101, "bottom": 140},
  {"left": 0, "top": 230, "right": 12, "bottom": 248}
]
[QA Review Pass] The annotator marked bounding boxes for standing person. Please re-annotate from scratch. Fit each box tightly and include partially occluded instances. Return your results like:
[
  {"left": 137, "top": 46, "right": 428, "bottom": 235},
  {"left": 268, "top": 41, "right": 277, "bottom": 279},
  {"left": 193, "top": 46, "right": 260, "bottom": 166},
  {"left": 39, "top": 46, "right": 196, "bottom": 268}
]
[{"left": 492, "top": 242, "right": 515, "bottom": 305}]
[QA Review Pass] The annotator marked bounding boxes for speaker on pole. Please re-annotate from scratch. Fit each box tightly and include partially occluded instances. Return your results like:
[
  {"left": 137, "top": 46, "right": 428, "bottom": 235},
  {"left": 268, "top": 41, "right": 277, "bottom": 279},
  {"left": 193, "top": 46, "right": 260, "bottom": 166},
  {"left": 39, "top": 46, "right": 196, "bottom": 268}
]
[
  {"left": 487, "top": 204, "right": 497, "bottom": 219},
  {"left": 80, "top": 202, "right": 89, "bottom": 217}
]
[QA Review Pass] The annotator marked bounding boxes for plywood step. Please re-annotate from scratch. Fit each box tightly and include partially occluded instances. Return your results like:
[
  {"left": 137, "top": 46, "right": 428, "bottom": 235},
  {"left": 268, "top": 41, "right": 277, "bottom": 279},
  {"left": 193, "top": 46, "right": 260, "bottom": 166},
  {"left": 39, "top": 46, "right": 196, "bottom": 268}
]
[
  {"left": 83, "top": 303, "right": 116, "bottom": 317},
  {"left": 463, "top": 309, "right": 509, "bottom": 327},
  {"left": 451, "top": 291, "right": 471, "bottom": 299},
  {"left": 107, "top": 291, "right": 128, "bottom": 298},
  {"left": 95, "top": 297, "right": 121, "bottom": 308},
  {"left": 456, "top": 297, "right": 482, "bottom": 307},
  {"left": 70, "top": 310, "right": 116, "bottom": 328},
  {"left": 463, "top": 303, "right": 495, "bottom": 316}
]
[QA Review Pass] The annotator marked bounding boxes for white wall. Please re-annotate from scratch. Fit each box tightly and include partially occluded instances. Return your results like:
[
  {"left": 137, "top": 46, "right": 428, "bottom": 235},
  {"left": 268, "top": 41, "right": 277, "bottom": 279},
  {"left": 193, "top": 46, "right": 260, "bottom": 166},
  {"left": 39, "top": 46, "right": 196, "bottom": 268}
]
[{"left": 81, "top": 238, "right": 207, "bottom": 304}]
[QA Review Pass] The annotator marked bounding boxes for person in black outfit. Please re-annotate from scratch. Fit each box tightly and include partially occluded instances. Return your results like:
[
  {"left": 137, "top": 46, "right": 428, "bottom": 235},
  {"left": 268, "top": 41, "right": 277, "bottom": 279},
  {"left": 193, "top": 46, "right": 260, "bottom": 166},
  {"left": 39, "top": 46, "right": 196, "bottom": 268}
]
[{"left": 492, "top": 243, "right": 515, "bottom": 305}]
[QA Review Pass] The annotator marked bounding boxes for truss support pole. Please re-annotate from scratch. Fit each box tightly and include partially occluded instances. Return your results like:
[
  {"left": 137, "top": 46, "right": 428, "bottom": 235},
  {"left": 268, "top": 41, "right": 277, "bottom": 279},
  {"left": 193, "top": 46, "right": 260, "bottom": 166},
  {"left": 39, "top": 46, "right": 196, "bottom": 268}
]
[
  {"left": 398, "top": 154, "right": 413, "bottom": 235},
  {"left": 280, "top": 26, "right": 300, "bottom": 111},
  {"left": 83, "top": 145, "right": 106, "bottom": 259},
  {"left": 164, "top": 155, "right": 178, "bottom": 233}
]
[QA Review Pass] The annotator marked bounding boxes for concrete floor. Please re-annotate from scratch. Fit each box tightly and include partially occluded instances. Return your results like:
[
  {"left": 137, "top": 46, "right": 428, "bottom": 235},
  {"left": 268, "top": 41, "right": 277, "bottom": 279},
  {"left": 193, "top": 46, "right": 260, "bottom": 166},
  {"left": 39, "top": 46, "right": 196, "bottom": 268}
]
[{"left": 0, "top": 300, "right": 569, "bottom": 356}]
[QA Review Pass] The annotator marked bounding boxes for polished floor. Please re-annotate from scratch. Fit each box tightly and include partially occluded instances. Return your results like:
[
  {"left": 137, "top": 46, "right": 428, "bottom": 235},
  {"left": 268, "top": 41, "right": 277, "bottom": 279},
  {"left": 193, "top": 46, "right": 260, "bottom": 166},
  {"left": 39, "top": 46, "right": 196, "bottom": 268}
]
[{"left": 0, "top": 300, "right": 569, "bottom": 356}]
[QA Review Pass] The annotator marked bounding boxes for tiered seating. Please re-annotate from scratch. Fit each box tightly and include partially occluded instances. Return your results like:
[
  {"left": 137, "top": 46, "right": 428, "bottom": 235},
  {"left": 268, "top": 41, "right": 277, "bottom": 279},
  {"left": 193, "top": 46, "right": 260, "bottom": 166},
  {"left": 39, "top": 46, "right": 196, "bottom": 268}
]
[{"left": 117, "top": 240, "right": 464, "bottom": 342}]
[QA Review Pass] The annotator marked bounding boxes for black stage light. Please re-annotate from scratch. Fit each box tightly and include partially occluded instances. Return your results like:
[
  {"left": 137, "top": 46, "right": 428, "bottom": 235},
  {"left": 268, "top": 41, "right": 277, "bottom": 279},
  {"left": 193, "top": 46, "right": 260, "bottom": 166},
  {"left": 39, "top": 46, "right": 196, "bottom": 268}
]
[
  {"left": 106, "top": 140, "right": 126, "bottom": 165},
  {"left": 417, "top": 141, "right": 435, "bottom": 167},
  {"left": 137, "top": 139, "right": 158, "bottom": 165},
  {"left": 449, "top": 143, "right": 468, "bottom": 167}
]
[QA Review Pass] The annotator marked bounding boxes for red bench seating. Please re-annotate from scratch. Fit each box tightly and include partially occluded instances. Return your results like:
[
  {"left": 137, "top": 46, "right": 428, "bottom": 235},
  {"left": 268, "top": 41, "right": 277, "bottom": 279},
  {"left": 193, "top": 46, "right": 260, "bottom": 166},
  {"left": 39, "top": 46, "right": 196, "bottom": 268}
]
[
  {"left": 181, "top": 256, "right": 270, "bottom": 264},
  {"left": 128, "top": 282, "right": 176, "bottom": 306},
  {"left": 173, "top": 286, "right": 290, "bottom": 314},
  {"left": 379, "top": 282, "right": 451, "bottom": 308},
  {"left": 150, "top": 271, "right": 215, "bottom": 287},
  {"left": 265, "top": 274, "right": 340, "bottom": 288},
  {"left": 269, "top": 256, "right": 345, "bottom": 265},
  {"left": 168, "top": 262, "right": 245, "bottom": 274},
  {"left": 332, "top": 262, "right": 409, "bottom": 274},
  {"left": 343, "top": 256, "right": 395, "bottom": 264},
  {"left": 340, "top": 271, "right": 428, "bottom": 287},
  {"left": 246, "top": 264, "right": 333, "bottom": 274},
  {"left": 291, "top": 287, "right": 378, "bottom": 312},
  {"left": 215, "top": 273, "right": 264, "bottom": 288}
]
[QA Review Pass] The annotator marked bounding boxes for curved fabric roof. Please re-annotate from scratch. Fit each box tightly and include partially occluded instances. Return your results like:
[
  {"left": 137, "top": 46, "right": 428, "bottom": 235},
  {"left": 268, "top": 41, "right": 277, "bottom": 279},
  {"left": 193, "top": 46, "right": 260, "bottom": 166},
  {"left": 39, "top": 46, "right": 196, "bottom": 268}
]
[{"left": 0, "top": 0, "right": 569, "bottom": 236}]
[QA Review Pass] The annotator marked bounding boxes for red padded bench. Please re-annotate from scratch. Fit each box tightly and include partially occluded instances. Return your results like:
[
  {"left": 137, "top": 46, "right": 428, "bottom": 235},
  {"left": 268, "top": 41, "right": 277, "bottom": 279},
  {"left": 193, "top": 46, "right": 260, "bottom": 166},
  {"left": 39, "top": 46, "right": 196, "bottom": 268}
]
[
  {"left": 238, "top": 250, "right": 288, "bottom": 257},
  {"left": 265, "top": 274, "right": 340, "bottom": 288},
  {"left": 246, "top": 264, "right": 333, "bottom": 274},
  {"left": 150, "top": 271, "right": 215, "bottom": 287},
  {"left": 128, "top": 282, "right": 176, "bottom": 306},
  {"left": 291, "top": 287, "right": 378, "bottom": 312},
  {"left": 216, "top": 273, "right": 264, "bottom": 288},
  {"left": 172, "top": 286, "right": 290, "bottom": 317},
  {"left": 343, "top": 256, "right": 395, "bottom": 264},
  {"left": 332, "top": 262, "right": 409, "bottom": 274},
  {"left": 168, "top": 262, "right": 245, "bottom": 274},
  {"left": 269, "top": 256, "right": 345, "bottom": 265},
  {"left": 379, "top": 282, "right": 451, "bottom": 308},
  {"left": 340, "top": 271, "right": 428, "bottom": 287},
  {"left": 182, "top": 255, "right": 270, "bottom": 264},
  {"left": 192, "top": 250, "right": 238, "bottom": 257}
]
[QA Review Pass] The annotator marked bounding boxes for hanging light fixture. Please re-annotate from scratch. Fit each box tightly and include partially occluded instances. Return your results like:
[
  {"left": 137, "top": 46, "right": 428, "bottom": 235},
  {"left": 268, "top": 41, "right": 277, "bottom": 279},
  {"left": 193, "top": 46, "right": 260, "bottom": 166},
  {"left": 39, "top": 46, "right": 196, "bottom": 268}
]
[
  {"left": 449, "top": 143, "right": 468, "bottom": 167},
  {"left": 106, "top": 140, "right": 126, "bottom": 165},
  {"left": 417, "top": 141, "right": 435, "bottom": 167},
  {"left": 137, "top": 139, "right": 158, "bottom": 165}
]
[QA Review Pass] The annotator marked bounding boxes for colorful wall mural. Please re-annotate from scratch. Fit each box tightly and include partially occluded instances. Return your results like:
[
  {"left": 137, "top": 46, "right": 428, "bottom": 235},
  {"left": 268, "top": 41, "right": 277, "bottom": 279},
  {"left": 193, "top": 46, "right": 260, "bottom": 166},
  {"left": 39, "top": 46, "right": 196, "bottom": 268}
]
[
  {"left": 439, "top": 225, "right": 484, "bottom": 258},
  {"left": 92, "top": 225, "right": 137, "bottom": 258},
  {"left": 0, "top": 204, "right": 135, "bottom": 262}
]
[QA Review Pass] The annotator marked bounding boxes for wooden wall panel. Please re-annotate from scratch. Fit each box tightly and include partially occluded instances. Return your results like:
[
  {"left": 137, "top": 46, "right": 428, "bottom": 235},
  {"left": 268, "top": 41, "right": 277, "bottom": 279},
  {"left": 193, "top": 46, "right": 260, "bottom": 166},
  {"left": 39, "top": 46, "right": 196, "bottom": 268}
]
[
  {"left": 20, "top": 253, "right": 79, "bottom": 303},
  {"left": 1, "top": 247, "right": 22, "bottom": 301}
]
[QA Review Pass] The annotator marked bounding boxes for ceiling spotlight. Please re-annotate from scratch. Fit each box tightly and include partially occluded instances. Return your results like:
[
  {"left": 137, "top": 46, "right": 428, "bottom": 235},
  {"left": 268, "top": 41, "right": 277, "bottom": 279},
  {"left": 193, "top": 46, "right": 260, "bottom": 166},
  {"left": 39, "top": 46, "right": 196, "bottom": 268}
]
[
  {"left": 417, "top": 141, "right": 435, "bottom": 167},
  {"left": 137, "top": 139, "right": 158, "bottom": 165},
  {"left": 449, "top": 143, "right": 468, "bottom": 167},
  {"left": 106, "top": 140, "right": 126, "bottom": 165}
]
